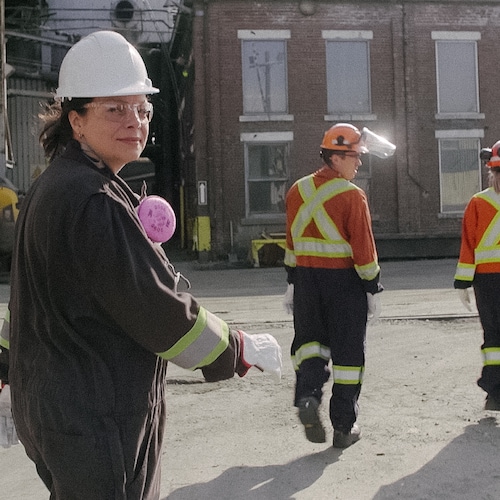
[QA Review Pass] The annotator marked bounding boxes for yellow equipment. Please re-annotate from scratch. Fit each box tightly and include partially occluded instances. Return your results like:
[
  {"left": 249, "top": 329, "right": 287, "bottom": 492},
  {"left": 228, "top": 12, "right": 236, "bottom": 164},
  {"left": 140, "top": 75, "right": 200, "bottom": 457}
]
[{"left": 0, "top": 177, "right": 19, "bottom": 268}]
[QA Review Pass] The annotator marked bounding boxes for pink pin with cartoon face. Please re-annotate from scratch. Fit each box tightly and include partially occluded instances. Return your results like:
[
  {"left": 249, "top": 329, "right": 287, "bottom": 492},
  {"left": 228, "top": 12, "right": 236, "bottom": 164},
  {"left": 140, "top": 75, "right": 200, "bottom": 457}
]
[{"left": 137, "top": 195, "right": 176, "bottom": 243}]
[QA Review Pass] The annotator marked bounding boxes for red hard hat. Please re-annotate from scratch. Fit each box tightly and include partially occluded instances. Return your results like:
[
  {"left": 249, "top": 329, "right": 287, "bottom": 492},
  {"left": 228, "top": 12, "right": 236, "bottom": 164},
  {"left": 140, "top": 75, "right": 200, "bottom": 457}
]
[{"left": 487, "top": 140, "right": 500, "bottom": 168}]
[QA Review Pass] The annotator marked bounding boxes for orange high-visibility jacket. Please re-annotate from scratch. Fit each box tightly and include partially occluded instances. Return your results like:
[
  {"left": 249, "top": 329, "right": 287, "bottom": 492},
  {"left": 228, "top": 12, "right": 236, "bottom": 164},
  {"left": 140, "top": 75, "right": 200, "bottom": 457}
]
[
  {"left": 455, "top": 187, "right": 500, "bottom": 283},
  {"left": 285, "top": 166, "right": 380, "bottom": 283}
]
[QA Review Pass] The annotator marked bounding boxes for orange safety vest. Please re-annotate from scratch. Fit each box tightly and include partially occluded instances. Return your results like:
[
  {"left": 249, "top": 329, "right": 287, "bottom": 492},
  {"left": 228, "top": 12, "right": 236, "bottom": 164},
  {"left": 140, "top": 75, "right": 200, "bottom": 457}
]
[
  {"left": 455, "top": 187, "right": 500, "bottom": 282},
  {"left": 284, "top": 167, "right": 380, "bottom": 282}
]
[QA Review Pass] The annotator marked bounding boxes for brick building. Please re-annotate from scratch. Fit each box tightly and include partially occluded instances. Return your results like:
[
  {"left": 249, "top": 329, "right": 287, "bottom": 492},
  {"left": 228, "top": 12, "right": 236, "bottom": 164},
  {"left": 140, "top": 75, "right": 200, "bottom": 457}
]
[
  {"left": 5, "top": 0, "right": 500, "bottom": 263},
  {"left": 182, "top": 0, "right": 500, "bottom": 261}
]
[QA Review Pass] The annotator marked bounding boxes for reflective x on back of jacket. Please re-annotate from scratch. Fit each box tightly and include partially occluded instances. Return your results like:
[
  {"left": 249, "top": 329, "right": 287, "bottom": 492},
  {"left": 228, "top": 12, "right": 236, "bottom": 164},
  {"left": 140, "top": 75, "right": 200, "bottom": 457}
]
[
  {"left": 285, "top": 174, "right": 379, "bottom": 281},
  {"left": 455, "top": 188, "right": 500, "bottom": 282}
]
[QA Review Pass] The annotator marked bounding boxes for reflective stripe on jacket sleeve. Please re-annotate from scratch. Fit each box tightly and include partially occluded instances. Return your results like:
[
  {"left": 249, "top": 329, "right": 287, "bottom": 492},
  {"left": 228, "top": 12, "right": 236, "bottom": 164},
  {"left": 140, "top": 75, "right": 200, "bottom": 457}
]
[
  {"left": 454, "top": 262, "right": 475, "bottom": 282},
  {"left": 156, "top": 306, "right": 229, "bottom": 370},
  {"left": 284, "top": 248, "right": 296, "bottom": 268},
  {"left": 354, "top": 260, "right": 381, "bottom": 282}
]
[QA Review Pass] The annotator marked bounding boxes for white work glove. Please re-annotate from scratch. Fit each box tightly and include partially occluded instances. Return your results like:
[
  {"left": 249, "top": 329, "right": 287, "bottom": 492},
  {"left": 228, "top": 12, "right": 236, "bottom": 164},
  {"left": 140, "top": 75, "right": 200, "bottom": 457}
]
[
  {"left": 282, "top": 283, "right": 294, "bottom": 315},
  {"left": 457, "top": 288, "right": 473, "bottom": 312},
  {"left": 367, "top": 293, "right": 381, "bottom": 325},
  {"left": 238, "top": 331, "right": 283, "bottom": 383},
  {"left": 0, "top": 385, "right": 19, "bottom": 448}
]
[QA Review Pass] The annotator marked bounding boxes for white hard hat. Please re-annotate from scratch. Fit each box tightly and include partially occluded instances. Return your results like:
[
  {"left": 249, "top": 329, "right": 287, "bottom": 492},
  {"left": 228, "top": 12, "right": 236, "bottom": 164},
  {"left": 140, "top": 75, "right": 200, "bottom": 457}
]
[{"left": 55, "top": 31, "right": 159, "bottom": 99}]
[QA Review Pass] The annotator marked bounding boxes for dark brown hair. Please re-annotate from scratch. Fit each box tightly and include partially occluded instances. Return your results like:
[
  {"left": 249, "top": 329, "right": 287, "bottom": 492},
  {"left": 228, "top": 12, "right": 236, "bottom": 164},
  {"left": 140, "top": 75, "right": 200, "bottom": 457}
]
[{"left": 39, "top": 98, "right": 92, "bottom": 161}]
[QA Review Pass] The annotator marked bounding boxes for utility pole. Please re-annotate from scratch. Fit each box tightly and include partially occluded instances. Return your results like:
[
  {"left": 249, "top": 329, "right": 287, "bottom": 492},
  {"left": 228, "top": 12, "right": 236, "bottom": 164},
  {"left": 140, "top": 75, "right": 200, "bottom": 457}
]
[
  {"left": 0, "top": 0, "right": 7, "bottom": 177},
  {"left": 0, "top": 0, "right": 13, "bottom": 179},
  {"left": 0, "top": 0, "right": 8, "bottom": 178}
]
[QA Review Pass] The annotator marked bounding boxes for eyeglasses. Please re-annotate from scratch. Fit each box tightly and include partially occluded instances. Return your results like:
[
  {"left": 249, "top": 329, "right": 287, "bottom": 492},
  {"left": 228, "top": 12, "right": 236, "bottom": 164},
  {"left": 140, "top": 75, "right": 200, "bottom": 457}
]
[
  {"left": 344, "top": 152, "right": 362, "bottom": 159},
  {"left": 83, "top": 101, "right": 153, "bottom": 124}
]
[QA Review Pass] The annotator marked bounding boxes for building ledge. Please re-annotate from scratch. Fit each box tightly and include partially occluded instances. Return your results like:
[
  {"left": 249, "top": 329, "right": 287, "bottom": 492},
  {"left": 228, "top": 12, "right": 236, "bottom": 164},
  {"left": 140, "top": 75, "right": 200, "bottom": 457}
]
[
  {"left": 435, "top": 112, "right": 485, "bottom": 120},
  {"left": 324, "top": 113, "right": 377, "bottom": 121},
  {"left": 239, "top": 114, "right": 294, "bottom": 122}
]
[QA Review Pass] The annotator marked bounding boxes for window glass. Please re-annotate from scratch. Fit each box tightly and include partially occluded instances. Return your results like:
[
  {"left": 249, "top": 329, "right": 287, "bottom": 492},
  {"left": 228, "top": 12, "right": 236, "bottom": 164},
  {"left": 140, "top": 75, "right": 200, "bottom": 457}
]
[
  {"left": 242, "top": 40, "right": 288, "bottom": 114},
  {"left": 326, "top": 41, "right": 371, "bottom": 114},
  {"left": 439, "top": 138, "right": 481, "bottom": 213},
  {"left": 246, "top": 143, "right": 289, "bottom": 215},
  {"left": 436, "top": 41, "right": 478, "bottom": 113}
]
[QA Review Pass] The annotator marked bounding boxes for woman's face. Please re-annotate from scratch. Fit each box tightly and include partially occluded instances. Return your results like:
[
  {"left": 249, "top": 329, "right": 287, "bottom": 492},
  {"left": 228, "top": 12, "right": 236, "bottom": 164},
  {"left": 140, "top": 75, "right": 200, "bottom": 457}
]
[{"left": 69, "top": 95, "right": 151, "bottom": 173}]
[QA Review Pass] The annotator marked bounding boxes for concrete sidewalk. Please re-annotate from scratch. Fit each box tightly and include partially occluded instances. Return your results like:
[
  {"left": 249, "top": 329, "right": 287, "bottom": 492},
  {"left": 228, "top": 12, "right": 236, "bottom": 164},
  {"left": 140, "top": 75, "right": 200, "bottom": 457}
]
[
  {"left": 171, "top": 257, "right": 476, "bottom": 324},
  {"left": 0, "top": 257, "right": 470, "bottom": 322}
]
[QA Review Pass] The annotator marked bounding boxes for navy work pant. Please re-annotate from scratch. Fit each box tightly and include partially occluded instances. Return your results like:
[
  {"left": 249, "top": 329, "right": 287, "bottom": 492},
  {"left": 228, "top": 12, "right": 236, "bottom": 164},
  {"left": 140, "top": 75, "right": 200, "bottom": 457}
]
[
  {"left": 474, "top": 273, "right": 500, "bottom": 400},
  {"left": 292, "top": 267, "right": 368, "bottom": 432}
]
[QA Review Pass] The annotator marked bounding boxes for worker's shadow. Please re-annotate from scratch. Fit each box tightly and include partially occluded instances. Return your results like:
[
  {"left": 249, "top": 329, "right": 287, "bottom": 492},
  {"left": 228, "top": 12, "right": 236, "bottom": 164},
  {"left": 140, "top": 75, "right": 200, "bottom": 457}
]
[
  {"left": 163, "top": 447, "right": 340, "bottom": 500},
  {"left": 372, "top": 416, "right": 500, "bottom": 499}
]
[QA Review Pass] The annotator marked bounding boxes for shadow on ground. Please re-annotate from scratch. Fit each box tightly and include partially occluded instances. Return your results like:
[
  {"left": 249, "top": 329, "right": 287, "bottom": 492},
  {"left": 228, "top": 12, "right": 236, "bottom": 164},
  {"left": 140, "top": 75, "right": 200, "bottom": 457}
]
[
  {"left": 163, "top": 448, "right": 340, "bottom": 500},
  {"left": 373, "top": 417, "right": 500, "bottom": 499}
]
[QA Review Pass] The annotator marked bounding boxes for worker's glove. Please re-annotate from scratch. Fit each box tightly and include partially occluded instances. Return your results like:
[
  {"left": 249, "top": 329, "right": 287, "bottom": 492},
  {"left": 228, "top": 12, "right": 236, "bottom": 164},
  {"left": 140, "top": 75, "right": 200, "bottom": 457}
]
[
  {"left": 0, "top": 385, "right": 19, "bottom": 448},
  {"left": 282, "top": 283, "right": 294, "bottom": 315},
  {"left": 457, "top": 288, "right": 473, "bottom": 312},
  {"left": 367, "top": 293, "right": 381, "bottom": 325},
  {"left": 237, "top": 331, "right": 282, "bottom": 383}
]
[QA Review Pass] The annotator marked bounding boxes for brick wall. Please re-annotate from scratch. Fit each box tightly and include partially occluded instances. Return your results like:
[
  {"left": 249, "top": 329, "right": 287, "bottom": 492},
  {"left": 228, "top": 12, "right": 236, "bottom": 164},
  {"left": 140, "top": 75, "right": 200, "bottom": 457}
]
[{"left": 191, "top": 0, "right": 500, "bottom": 258}]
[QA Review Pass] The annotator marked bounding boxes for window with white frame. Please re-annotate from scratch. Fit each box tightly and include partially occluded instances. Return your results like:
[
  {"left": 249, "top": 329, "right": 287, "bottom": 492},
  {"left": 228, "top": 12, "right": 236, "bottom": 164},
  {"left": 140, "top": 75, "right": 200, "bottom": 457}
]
[
  {"left": 437, "top": 131, "right": 482, "bottom": 214},
  {"left": 433, "top": 32, "right": 480, "bottom": 116},
  {"left": 239, "top": 30, "right": 289, "bottom": 116},
  {"left": 323, "top": 31, "right": 372, "bottom": 115},
  {"left": 241, "top": 132, "right": 292, "bottom": 216}
]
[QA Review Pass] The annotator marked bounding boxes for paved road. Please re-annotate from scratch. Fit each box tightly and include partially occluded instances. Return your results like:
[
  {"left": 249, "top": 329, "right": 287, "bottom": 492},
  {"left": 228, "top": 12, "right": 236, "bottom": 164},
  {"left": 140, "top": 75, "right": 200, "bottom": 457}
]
[
  {"left": 173, "top": 257, "right": 459, "bottom": 296},
  {"left": 1, "top": 257, "right": 484, "bottom": 500}
]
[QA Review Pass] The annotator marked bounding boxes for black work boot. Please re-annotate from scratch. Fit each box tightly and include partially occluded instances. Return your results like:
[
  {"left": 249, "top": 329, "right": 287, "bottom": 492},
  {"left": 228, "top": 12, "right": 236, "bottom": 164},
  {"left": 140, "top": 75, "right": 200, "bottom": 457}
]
[
  {"left": 333, "top": 424, "right": 361, "bottom": 448},
  {"left": 297, "top": 396, "right": 326, "bottom": 443},
  {"left": 485, "top": 396, "right": 500, "bottom": 411}
]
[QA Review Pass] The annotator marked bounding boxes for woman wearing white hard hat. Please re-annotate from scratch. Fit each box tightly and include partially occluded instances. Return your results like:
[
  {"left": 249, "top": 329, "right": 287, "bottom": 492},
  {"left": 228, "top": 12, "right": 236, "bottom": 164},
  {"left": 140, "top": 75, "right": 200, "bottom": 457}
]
[{"left": 1, "top": 31, "right": 282, "bottom": 499}]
